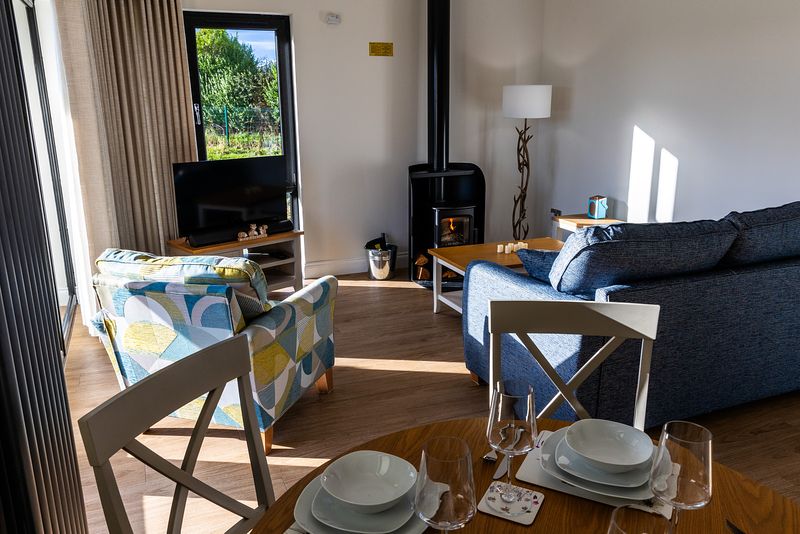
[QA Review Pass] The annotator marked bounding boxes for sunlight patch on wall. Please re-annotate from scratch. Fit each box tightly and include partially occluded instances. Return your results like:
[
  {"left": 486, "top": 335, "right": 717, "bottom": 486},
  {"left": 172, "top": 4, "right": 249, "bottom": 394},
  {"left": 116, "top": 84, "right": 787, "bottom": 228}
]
[
  {"left": 627, "top": 126, "right": 656, "bottom": 223},
  {"left": 655, "top": 148, "right": 679, "bottom": 223}
]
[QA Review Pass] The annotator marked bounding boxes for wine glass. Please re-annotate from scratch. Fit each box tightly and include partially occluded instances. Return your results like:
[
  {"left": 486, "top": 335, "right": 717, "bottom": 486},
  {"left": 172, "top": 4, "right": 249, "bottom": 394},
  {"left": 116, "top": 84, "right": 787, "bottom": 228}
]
[
  {"left": 486, "top": 380, "right": 536, "bottom": 509},
  {"left": 414, "top": 436, "right": 477, "bottom": 532},
  {"left": 607, "top": 505, "right": 672, "bottom": 534},
  {"left": 649, "top": 421, "right": 713, "bottom": 531}
]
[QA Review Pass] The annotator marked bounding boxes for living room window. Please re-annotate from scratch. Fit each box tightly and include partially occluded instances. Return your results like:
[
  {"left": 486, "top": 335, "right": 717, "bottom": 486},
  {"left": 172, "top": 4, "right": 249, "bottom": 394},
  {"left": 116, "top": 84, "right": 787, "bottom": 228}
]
[{"left": 183, "top": 11, "right": 297, "bottom": 170}]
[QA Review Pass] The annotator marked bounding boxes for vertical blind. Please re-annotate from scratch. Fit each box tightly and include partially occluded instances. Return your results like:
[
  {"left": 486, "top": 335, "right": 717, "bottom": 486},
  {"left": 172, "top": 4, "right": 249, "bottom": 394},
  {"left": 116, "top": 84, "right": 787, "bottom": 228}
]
[{"left": 0, "top": 0, "right": 87, "bottom": 531}]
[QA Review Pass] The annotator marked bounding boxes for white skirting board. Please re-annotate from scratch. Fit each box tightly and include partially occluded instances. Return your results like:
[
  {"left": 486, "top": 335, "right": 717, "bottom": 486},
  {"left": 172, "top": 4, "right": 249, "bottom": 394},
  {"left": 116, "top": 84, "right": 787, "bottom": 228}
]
[{"left": 304, "top": 251, "right": 408, "bottom": 279}]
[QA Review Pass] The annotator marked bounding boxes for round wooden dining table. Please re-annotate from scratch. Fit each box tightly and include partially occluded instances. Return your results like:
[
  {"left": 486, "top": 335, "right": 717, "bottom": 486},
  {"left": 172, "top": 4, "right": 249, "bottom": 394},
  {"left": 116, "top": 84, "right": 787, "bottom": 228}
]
[{"left": 253, "top": 418, "right": 799, "bottom": 533}]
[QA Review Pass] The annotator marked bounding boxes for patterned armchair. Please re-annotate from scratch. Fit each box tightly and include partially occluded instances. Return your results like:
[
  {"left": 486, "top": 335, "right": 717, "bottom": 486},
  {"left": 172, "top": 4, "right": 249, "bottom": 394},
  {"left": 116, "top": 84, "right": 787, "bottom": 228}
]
[{"left": 91, "top": 248, "right": 337, "bottom": 453}]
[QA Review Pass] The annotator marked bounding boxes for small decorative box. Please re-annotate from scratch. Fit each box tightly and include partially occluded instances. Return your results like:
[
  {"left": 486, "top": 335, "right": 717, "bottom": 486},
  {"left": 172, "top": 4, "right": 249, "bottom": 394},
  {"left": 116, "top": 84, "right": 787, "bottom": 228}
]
[{"left": 588, "top": 195, "right": 608, "bottom": 219}]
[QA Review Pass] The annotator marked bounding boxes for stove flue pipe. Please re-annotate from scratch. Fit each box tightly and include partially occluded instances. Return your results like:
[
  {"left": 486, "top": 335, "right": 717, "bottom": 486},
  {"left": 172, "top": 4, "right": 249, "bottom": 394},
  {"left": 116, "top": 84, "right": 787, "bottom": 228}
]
[{"left": 427, "top": 0, "right": 449, "bottom": 172}]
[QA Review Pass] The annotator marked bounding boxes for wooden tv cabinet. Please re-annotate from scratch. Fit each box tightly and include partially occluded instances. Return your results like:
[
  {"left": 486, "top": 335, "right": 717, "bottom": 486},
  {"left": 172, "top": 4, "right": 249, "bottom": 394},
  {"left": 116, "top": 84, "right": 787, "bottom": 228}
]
[{"left": 167, "top": 230, "right": 304, "bottom": 292}]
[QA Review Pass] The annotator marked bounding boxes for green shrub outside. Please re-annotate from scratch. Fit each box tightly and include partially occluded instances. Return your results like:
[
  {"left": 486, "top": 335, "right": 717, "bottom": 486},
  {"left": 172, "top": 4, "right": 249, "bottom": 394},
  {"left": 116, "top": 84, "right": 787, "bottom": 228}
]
[{"left": 196, "top": 29, "right": 282, "bottom": 160}]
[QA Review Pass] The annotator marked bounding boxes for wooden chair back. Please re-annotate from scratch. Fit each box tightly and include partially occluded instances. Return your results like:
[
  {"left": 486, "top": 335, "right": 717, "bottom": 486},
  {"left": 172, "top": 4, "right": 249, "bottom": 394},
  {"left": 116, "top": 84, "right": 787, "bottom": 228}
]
[
  {"left": 488, "top": 300, "right": 660, "bottom": 429},
  {"left": 79, "top": 335, "right": 274, "bottom": 534}
]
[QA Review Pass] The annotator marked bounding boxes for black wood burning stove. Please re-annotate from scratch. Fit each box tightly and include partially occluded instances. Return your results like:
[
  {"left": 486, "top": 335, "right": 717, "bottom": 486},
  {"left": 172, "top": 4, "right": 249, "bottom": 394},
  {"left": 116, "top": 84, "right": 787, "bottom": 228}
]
[{"left": 408, "top": 0, "right": 486, "bottom": 287}]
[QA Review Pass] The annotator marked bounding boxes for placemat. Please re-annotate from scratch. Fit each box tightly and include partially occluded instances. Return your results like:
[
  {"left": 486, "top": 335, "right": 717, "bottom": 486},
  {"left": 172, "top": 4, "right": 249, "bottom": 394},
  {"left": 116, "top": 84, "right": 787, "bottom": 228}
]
[{"left": 516, "top": 430, "right": 672, "bottom": 517}]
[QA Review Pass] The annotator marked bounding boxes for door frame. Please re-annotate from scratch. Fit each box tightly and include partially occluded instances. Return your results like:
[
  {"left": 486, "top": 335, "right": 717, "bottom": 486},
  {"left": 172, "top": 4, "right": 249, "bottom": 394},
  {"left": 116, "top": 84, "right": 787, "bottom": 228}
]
[{"left": 17, "top": 0, "right": 78, "bottom": 344}]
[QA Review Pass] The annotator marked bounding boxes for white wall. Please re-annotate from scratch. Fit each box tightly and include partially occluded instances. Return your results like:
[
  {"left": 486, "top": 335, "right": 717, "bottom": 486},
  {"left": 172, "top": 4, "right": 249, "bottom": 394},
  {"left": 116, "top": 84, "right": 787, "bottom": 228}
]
[
  {"left": 533, "top": 0, "right": 800, "bottom": 233},
  {"left": 183, "top": 0, "right": 544, "bottom": 275},
  {"left": 449, "top": 0, "right": 544, "bottom": 242}
]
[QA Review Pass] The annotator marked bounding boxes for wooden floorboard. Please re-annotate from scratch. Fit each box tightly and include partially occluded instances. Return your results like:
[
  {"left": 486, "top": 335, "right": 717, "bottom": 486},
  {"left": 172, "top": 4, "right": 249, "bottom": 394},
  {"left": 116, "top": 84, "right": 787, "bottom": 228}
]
[{"left": 65, "top": 272, "right": 800, "bottom": 532}]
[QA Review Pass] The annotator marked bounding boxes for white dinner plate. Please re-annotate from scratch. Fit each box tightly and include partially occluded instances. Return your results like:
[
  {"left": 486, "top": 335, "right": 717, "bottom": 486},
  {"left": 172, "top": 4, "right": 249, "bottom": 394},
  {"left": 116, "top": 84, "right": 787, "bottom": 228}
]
[
  {"left": 295, "top": 475, "right": 428, "bottom": 534},
  {"left": 539, "top": 428, "right": 653, "bottom": 500},
  {"left": 312, "top": 483, "right": 415, "bottom": 534},
  {"left": 555, "top": 432, "right": 653, "bottom": 488}
]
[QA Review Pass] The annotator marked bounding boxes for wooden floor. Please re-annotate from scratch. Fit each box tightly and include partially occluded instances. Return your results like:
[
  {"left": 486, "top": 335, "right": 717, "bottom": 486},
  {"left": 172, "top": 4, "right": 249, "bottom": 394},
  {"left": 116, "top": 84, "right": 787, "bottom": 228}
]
[{"left": 66, "top": 272, "right": 800, "bottom": 533}]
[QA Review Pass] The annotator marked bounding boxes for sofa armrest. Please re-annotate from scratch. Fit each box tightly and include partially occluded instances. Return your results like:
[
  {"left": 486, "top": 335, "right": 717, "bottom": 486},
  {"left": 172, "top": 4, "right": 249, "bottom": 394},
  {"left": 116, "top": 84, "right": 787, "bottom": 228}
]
[
  {"left": 463, "top": 260, "right": 575, "bottom": 315},
  {"left": 242, "top": 276, "right": 337, "bottom": 424},
  {"left": 243, "top": 275, "right": 337, "bottom": 355},
  {"left": 463, "top": 261, "right": 602, "bottom": 421},
  {"left": 241, "top": 276, "right": 337, "bottom": 428},
  {"left": 280, "top": 275, "right": 338, "bottom": 308},
  {"left": 463, "top": 260, "right": 578, "bottom": 373}
]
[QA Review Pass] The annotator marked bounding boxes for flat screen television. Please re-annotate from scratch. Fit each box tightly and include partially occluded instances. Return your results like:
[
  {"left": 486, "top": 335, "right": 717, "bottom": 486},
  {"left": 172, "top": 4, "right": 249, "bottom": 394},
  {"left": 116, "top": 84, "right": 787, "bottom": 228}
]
[{"left": 173, "top": 156, "right": 294, "bottom": 244}]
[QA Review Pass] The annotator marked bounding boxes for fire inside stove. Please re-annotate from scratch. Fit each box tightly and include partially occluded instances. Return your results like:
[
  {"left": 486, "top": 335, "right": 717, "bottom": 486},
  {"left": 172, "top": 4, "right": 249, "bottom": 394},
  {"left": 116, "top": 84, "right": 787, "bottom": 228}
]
[{"left": 439, "top": 216, "right": 471, "bottom": 247}]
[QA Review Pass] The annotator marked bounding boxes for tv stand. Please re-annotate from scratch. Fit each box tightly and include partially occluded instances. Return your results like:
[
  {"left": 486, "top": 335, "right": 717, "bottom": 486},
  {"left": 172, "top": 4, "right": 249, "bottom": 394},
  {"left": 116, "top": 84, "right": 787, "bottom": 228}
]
[{"left": 167, "top": 230, "right": 303, "bottom": 292}]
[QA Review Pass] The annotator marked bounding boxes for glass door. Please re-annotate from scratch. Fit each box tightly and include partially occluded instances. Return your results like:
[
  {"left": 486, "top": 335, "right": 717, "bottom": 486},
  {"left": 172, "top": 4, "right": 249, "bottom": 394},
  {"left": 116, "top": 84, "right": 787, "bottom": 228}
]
[{"left": 12, "top": 0, "right": 77, "bottom": 344}]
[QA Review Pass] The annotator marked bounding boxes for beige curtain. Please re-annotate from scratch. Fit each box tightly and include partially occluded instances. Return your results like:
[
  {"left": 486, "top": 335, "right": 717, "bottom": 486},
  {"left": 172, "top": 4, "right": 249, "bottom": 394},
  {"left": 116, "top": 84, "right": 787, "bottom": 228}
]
[
  {"left": 53, "top": 0, "right": 120, "bottom": 328},
  {"left": 55, "top": 0, "right": 119, "bottom": 263},
  {"left": 84, "top": 0, "right": 196, "bottom": 254}
]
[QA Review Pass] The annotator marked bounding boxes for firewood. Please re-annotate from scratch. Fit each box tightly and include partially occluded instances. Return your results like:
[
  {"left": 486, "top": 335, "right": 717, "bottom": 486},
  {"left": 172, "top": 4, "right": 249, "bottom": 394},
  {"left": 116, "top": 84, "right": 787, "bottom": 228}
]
[
  {"left": 442, "top": 270, "right": 458, "bottom": 279},
  {"left": 414, "top": 254, "right": 429, "bottom": 266},
  {"left": 416, "top": 266, "right": 431, "bottom": 280}
]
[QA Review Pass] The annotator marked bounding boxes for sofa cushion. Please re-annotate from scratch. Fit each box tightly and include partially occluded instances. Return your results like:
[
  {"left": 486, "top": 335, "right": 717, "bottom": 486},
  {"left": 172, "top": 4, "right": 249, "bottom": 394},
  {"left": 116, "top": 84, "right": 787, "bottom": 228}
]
[
  {"left": 517, "top": 249, "right": 560, "bottom": 283},
  {"left": 96, "top": 248, "right": 271, "bottom": 319},
  {"left": 549, "top": 220, "right": 738, "bottom": 298},
  {"left": 722, "top": 201, "right": 800, "bottom": 266}
]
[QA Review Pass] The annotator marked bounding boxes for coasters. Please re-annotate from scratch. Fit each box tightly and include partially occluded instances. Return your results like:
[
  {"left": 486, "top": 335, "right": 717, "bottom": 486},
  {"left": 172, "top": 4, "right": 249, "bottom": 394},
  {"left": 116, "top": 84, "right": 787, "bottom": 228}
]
[{"left": 477, "top": 481, "right": 544, "bottom": 525}]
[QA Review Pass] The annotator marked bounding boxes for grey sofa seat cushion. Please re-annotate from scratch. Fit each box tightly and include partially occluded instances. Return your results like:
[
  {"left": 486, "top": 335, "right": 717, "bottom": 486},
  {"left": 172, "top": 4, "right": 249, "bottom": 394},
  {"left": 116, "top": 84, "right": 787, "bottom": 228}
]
[
  {"left": 722, "top": 201, "right": 800, "bottom": 266},
  {"left": 549, "top": 220, "right": 738, "bottom": 298}
]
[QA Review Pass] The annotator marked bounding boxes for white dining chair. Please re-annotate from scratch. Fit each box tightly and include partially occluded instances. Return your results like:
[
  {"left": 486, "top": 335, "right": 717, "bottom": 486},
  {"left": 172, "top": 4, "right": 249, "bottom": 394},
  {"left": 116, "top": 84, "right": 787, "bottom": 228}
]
[
  {"left": 79, "top": 335, "right": 274, "bottom": 534},
  {"left": 488, "top": 300, "right": 660, "bottom": 430}
]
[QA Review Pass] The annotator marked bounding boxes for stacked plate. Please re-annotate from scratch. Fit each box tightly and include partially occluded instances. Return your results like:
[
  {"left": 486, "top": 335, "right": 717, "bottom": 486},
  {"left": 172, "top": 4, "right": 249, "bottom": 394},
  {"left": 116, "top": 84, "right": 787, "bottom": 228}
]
[
  {"left": 539, "top": 419, "right": 656, "bottom": 500},
  {"left": 293, "top": 450, "right": 428, "bottom": 534}
]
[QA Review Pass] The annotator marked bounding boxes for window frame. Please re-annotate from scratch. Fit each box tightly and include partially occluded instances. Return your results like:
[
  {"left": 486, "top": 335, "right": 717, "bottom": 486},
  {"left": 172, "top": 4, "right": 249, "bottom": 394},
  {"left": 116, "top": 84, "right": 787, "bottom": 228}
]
[
  {"left": 15, "top": 0, "right": 78, "bottom": 344},
  {"left": 183, "top": 10, "right": 298, "bottom": 185}
]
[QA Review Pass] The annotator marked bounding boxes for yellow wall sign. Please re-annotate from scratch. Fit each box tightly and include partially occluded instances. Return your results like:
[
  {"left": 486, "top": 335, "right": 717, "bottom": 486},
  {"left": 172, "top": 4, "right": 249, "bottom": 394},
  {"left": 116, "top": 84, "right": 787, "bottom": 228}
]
[{"left": 369, "top": 42, "right": 394, "bottom": 57}]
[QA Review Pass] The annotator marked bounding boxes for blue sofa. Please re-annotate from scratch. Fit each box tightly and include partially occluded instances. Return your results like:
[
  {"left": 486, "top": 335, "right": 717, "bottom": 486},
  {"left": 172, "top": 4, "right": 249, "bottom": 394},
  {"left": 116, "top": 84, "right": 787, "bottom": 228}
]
[{"left": 463, "top": 202, "right": 800, "bottom": 428}]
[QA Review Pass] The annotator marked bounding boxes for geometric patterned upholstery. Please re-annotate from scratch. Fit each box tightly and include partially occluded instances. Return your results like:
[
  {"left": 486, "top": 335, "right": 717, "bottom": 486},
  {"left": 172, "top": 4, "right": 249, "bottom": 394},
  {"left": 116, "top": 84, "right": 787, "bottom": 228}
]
[
  {"left": 92, "top": 252, "right": 337, "bottom": 433},
  {"left": 96, "top": 248, "right": 273, "bottom": 319}
]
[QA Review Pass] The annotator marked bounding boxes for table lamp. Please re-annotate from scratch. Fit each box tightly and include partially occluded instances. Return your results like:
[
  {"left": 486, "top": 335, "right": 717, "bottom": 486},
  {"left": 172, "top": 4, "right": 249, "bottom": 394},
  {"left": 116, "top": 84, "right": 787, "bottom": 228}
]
[{"left": 502, "top": 85, "right": 552, "bottom": 240}]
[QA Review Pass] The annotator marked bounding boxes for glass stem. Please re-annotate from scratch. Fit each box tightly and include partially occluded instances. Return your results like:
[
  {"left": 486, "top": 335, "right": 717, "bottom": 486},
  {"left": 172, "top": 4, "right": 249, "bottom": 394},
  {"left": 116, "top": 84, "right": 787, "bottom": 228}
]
[
  {"left": 670, "top": 507, "right": 680, "bottom": 533},
  {"left": 506, "top": 454, "right": 514, "bottom": 489}
]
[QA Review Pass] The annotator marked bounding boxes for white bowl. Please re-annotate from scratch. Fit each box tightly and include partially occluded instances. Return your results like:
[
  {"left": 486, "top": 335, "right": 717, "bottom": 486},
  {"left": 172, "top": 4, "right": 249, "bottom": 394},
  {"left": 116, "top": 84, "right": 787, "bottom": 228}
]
[
  {"left": 565, "top": 419, "right": 653, "bottom": 474},
  {"left": 320, "top": 450, "right": 417, "bottom": 514}
]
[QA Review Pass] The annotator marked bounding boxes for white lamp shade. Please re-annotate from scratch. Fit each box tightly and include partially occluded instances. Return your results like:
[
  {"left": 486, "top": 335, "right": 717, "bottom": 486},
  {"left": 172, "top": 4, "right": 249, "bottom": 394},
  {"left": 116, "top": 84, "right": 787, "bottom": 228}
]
[{"left": 502, "top": 85, "right": 552, "bottom": 119}]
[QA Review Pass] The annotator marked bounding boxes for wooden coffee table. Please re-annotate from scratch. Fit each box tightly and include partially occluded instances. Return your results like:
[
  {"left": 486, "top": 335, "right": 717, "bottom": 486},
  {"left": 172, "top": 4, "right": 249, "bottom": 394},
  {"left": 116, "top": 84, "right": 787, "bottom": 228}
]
[
  {"left": 428, "top": 237, "right": 564, "bottom": 314},
  {"left": 253, "top": 418, "right": 799, "bottom": 533}
]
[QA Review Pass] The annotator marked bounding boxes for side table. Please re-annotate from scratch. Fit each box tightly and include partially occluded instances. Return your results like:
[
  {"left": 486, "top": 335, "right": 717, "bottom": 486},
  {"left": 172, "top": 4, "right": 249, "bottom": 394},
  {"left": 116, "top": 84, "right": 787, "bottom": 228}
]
[
  {"left": 552, "top": 213, "right": 623, "bottom": 240},
  {"left": 167, "top": 230, "right": 304, "bottom": 292}
]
